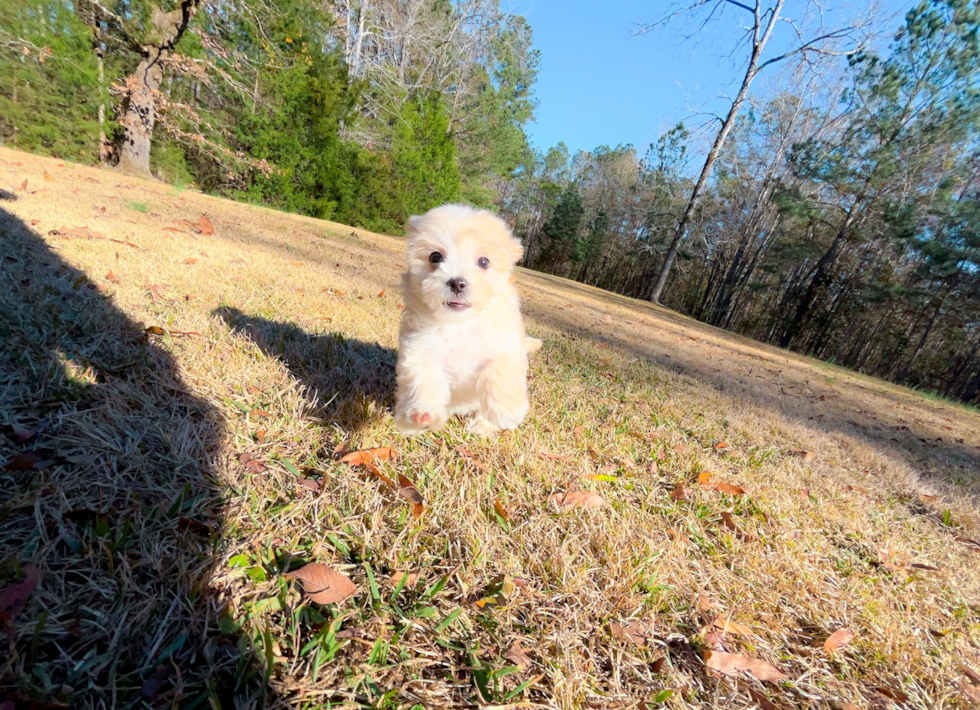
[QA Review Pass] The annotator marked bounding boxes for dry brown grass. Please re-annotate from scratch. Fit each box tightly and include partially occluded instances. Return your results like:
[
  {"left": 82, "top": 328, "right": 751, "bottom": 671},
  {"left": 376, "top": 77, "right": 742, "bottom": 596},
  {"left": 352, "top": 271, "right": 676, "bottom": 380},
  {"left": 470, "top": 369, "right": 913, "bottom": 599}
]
[{"left": 1, "top": 146, "right": 979, "bottom": 710}]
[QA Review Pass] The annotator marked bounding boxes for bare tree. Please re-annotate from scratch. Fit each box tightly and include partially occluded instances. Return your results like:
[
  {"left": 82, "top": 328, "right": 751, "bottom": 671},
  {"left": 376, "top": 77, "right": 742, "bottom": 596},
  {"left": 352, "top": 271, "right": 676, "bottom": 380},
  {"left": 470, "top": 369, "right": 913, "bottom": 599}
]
[{"left": 637, "top": 0, "right": 864, "bottom": 304}]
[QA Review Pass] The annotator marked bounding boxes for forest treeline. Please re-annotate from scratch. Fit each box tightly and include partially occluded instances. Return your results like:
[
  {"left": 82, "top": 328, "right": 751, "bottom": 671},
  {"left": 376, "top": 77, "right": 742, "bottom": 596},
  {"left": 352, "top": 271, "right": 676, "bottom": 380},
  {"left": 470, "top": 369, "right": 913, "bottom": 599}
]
[{"left": 2, "top": 0, "right": 979, "bottom": 404}]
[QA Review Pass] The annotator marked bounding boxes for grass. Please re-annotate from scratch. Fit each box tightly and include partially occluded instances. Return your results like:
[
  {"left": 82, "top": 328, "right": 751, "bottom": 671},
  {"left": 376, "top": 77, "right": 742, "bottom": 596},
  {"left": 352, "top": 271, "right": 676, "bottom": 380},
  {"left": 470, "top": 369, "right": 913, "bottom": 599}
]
[{"left": 1, "top": 146, "right": 979, "bottom": 709}]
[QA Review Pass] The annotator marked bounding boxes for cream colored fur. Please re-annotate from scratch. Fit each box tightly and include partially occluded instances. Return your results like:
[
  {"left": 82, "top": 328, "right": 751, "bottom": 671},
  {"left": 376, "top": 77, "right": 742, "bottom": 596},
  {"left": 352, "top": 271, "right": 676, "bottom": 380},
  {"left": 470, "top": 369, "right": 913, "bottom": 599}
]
[{"left": 394, "top": 204, "right": 538, "bottom": 436}]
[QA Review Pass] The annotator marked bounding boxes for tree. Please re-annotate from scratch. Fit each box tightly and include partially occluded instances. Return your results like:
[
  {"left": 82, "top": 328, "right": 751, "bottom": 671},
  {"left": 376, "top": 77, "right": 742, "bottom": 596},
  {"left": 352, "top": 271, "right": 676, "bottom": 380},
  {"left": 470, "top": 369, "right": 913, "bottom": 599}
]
[
  {"left": 637, "top": 0, "right": 864, "bottom": 304},
  {"left": 779, "top": 0, "right": 980, "bottom": 347}
]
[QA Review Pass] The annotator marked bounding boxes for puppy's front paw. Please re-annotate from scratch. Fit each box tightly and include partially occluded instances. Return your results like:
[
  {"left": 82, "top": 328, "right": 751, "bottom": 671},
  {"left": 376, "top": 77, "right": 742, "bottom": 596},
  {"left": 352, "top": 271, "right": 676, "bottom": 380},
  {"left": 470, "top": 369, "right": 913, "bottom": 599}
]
[
  {"left": 395, "top": 406, "right": 447, "bottom": 435},
  {"left": 466, "top": 416, "right": 500, "bottom": 437}
]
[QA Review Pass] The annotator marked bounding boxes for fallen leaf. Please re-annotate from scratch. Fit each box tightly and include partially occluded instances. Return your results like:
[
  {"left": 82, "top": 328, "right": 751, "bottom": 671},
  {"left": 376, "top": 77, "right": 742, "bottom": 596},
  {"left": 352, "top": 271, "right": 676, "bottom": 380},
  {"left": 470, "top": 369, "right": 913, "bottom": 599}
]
[
  {"left": 962, "top": 666, "right": 980, "bottom": 703},
  {"left": 0, "top": 567, "right": 41, "bottom": 625},
  {"left": 537, "top": 451, "right": 573, "bottom": 463},
  {"left": 238, "top": 452, "right": 267, "bottom": 472},
  {"left": 377, "top": 290, "right": 385, "bottom": 297},
  {"left": 340, "top": 447, "right": 396, "bottom": 466},
  {"left": 4, "top": 452, "right": 41, "bottom": 472},
  {"left": 43, "top": 170, "right": 54, "bottom": 182},
  {"left": 30, "top": 219, "right": 40, "bottom": 226},
  {"left": 390, "top": 571, "right": 418, "bottom": 588},
  {"left": 145, "top": 325, "right": 166, "bottom": 336},
  {"left": 668, "top": 529, "right": 692, "bottom": 544},
  {"left": 714, "top": 442, "right": 729, "bottom": 450},
  {"left": 873, "top": 686, "right": 909, "bottom": 703},
  {"left": 910, "top": 563, "right": 939, "bottom": 571},
  {"left": 824, "top": 628, "right": 854, "bottom": 654},
  {"left": 550, "top": 491, "right": 606, "bottom": 510},
  {"left": 703, "top": 650, "right": 786, "bottom": 682},
  {"left": 788, "top": 449, "right": 816, "bottom": 461},
  {"left": 719, "top": 512, "right": 758, "bottom": 541},
  {"left": 747, "top": 687, "right": 780, "bottom": 710},
  {"left": 610, "top": 621, "right": 649, "bottom": 646},
  {"left": 106, "top": 271, "right": 121, "bottom": 284},
  {"left": 955, "top": 535, "right": 980, "bottom": 553},
  {"left": 672, "top": 445, "right": 686, "bottom": 454},
  {"left": 256, "top": 430, "right": 267, "bottom": 444},
  {"left": 455, "top": 446, "right": 489, "bottom": 472},
  {"left": 846, "top": 485, "right": 871, "bottom": 496},
  {"left": 706, "top": 617, "right": 755, "bottom": 637},
  {"left": 919, "top": 494, "right": 939, "bottom": 503},
  {"left": 504, "top": 640, "right": 532, "bottom": 670},
  {"left": 284, "top": 563, "right": 358, "bottom": 604},
  {"left": 670, "top": 483, "right": 693, "bottom": 502},
  {"left": 298, "top": 478, "right": 320, "bottom": 491},
  {"left": 494, "top": 499, "right": 510, "bottom": 523},
  {"left": 397, "top": 473, "right": 425, "bottom": 519},
  {"left": 697, "top": 595, "right": 718, "bottom": 612},
  {"left": 288, "top": 260, "right": 304, "bottom": 267},
  {"left": 182, "top": 257, "right": 198, "bottom": 265},
  {"left": 198, "top": 216, "right": 214, "bottom": 235},
  {"left": 20, "top": 179, "right": 28, "bottom": 190}
]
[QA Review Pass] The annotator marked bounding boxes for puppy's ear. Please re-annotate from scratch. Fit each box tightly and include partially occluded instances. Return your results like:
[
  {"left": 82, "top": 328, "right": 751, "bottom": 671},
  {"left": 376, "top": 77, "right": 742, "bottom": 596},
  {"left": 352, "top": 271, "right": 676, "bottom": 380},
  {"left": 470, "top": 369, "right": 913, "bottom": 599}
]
[
  {"left": 504, "top": 235, "right": 524, "bottom": 265},
  {"left": 406, "top": 215, "right": 424, "bottom": 238}
]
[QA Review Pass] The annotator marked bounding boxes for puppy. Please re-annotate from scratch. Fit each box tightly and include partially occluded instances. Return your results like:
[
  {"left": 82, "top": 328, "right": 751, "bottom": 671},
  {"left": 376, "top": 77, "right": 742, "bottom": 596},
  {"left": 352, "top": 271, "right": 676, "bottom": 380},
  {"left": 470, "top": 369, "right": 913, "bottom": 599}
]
[{"left": 394, "top": 204, "right": 540, "bottom": 436}]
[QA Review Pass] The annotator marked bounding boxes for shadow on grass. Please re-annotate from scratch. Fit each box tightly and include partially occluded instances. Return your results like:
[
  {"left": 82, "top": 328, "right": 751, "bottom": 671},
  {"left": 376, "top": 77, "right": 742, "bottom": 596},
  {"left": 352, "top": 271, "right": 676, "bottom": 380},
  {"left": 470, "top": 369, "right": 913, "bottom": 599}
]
[
  {"left": 213, "top": 307, "right": 397, "bottom": 441},
  {"left": 0, "top": 208, "right": 272, "bottom": 707}
]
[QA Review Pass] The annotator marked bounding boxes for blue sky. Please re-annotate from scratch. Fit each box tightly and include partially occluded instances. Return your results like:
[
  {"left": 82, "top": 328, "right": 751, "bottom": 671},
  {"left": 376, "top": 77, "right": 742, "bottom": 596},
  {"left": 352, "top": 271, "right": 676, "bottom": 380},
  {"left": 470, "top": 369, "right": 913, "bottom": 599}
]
[{"left": 507, "top": 0, "right": 915, "bottom": 156}]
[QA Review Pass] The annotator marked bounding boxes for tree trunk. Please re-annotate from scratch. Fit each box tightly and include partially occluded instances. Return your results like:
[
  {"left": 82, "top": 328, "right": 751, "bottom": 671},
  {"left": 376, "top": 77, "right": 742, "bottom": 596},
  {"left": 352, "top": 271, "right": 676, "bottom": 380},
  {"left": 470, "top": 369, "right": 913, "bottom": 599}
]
[
  {"left": 779, "top": 212, "right": 855, "bottom": 348},
  {"left": 117, "top": 1, "right": 199, "bottom": 177},
  {"left": 899, "top": 283, "right": 952, "bottom": 382},
  {"left": 648, "top": 0, "right": 785, "bottom": 304},
  {"left": 118, "top": 48, "right": 165, "bottom": 176}
]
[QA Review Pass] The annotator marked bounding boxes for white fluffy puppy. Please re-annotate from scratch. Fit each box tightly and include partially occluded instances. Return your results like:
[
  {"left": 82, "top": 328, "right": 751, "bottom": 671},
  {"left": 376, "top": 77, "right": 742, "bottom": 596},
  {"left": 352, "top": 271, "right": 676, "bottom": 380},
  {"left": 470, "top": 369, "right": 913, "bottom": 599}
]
[{"left": 394, "top": 204, "right": 541, "bottom": 436}]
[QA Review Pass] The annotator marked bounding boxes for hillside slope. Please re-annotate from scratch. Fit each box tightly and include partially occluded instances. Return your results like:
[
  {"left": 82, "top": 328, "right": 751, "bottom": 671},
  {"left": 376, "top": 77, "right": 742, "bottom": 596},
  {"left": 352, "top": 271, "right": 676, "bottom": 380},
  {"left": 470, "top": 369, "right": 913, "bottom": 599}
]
[{"left": 1, "top": 147, "right": 979, "bottom": 709}]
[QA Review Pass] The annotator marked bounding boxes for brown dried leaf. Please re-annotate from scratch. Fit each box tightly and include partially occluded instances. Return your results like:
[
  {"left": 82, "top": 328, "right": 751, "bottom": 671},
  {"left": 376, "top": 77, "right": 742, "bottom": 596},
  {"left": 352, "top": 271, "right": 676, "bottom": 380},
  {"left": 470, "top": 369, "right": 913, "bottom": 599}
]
[
  {"left": 145, "top": 325, "right": 166, "bottom": 336},
  {"left": 788, "top": 449, "right": 816, "bottom": 461},
  {"left": 720, "top": 512, "right": 759, "bottom": 541},
  {"left": 182, "top": 257, "right": 198, "bottom": 265},
  {"left": 255, "top": 430, "right": 267, "bottom": 444},
  {"left": 537, "top": 451, "right": 573, "bottom": 463},
  {"left": 670, "top": 483, "right": 693, "bottom": 502},
  {"left": 198, "top": 216, "right": 214, "bottom": 235},
  {"left": 610, "top": 621, "right": 649, "bottom": 647},
  {"left": 4, "top": 452, "right": 41, "bottom": 472},
  {"left": 20, "top": 179, "right": 28, "bottom": 191},
  {"left": 955, "top": 535, "right": 980, "bottom": 553},
  {"left": 390, "top": 571, "right": 418, "bottom": 588},
  {"left": 284, "top": 562, "right": 358, "bottom": 604},
  {"left": 703, "top": 650, "right": 787, "bottom": 682},
  {"left": 43, "top": 170, "right": 54, "bottom": 182},
  {"left": 377, "top": 290, "right": 385, "bottom": 297},
  {"left": 106, "top": 270, "right": 121, "bottom": 284},
  {"left": 747, "top": 687, "right": 780, "bottom": 710},
  {"left": 549, "top": 491, "right": 606, "bottom": 510},
  {"left": 397, "top": 473, "right": 425, "bottom": 519},
  {"left": 707, "top": 617, "right": 755, "bottom": 637},
  {"left": 503, "top": 640, "right": 532, "bottom": 670},
  {"left": 455, "top": 446, "right": 489, "bottom": 472},
  {"left": 824, "top": 628, "right": 855, "bottom": 655},
  {"left": 0, "top": 567, "right": 41, "bottom": 625},
  {"left": 714, "top": 442, "right": 729, "bottom": 450},
  {"left": 494, "top": 499, "right": 510, "bottom": 523},
  {"left": 340, "top": 447, "right": 396, "bottom": 466}
]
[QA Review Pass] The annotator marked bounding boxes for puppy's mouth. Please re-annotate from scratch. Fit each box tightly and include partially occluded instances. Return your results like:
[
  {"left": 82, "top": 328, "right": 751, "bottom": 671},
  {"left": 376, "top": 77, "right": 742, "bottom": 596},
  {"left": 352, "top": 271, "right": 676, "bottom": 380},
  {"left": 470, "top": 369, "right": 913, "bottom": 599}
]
[{"left": 445, "top": 300, "right": 471, "bottom": 311}]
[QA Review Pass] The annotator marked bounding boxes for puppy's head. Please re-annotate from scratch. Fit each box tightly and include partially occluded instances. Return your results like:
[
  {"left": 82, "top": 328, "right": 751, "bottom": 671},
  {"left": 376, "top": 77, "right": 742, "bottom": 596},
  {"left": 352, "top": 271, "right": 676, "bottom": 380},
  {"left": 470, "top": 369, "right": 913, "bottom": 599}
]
[{"left": 403, "top": 204, "right": 523, "bottom": 316}]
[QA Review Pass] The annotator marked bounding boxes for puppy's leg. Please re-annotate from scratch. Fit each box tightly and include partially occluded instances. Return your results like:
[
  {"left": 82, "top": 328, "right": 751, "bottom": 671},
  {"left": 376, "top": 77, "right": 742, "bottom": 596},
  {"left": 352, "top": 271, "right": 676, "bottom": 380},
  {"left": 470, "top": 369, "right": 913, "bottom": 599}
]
[
  {"left": 468, "top": 352, "right": 529, "bottom": 436},
  {"left": 394, "top": 359, "right": 450, "bottom": 435}
]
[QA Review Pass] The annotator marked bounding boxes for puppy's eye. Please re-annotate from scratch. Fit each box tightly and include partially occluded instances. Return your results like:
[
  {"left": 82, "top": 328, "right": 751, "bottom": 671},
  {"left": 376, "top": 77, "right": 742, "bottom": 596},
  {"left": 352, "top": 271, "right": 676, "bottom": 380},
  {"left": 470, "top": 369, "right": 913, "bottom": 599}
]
[
  {"left": 477, "top": 257, "right": 490, "bottom": 270},
  {"left": 429, "top": 252, "right": 443, "bottom": 264}
]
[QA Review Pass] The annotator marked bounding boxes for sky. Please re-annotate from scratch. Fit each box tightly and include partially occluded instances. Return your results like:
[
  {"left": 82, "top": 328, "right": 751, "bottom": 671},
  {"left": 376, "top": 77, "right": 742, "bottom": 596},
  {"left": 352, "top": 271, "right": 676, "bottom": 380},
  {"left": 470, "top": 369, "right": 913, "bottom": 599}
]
[{"left": 506, "top": 0, "right": 915, "bottom": 156}]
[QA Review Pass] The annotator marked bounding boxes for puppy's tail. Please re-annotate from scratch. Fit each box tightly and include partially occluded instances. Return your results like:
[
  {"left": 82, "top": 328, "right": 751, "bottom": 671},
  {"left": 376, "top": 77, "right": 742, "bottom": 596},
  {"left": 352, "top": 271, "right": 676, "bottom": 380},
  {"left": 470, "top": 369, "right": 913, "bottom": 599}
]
[{"left": 525, "top": 336, "right": 543, "bottom": 355}]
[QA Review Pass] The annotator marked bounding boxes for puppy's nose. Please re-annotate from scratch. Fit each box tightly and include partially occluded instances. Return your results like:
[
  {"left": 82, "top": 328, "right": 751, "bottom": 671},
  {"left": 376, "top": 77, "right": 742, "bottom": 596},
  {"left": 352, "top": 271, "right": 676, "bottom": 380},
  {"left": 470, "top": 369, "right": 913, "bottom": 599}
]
[{"left": 447, "top": 277, "right": 467, "bottom": 294}]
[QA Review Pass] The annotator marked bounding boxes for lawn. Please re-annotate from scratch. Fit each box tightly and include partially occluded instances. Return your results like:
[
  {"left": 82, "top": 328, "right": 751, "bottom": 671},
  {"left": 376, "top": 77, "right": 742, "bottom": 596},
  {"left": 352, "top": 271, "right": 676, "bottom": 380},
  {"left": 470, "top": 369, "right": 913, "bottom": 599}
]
[{"left": 1, "top": 146, "right": 979, "bottom": 709}]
